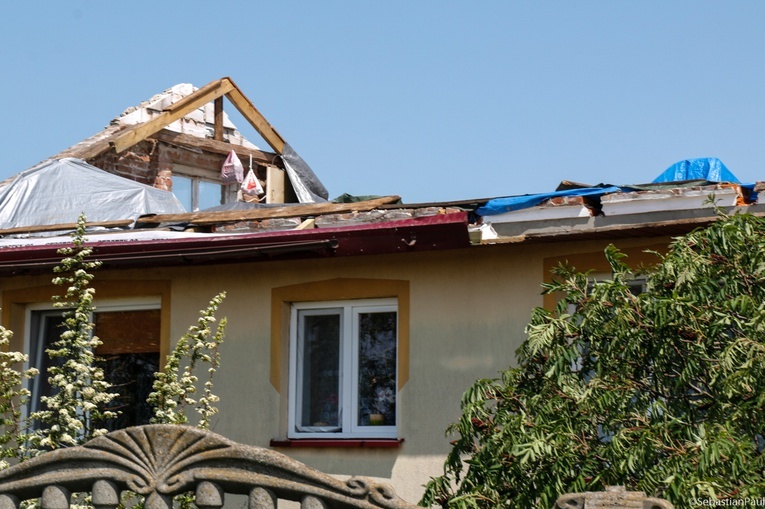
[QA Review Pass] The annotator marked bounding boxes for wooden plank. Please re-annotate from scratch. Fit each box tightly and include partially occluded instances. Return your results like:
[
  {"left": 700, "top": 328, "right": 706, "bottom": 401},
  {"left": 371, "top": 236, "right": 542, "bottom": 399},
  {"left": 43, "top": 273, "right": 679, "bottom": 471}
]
[
  {"left": 161, "top": 78, "right": 232, "bottom": 113},
  {"left": 294, "top": 218, "right": 316, "bottom": 230},
  {"left": 213, "top": 97, "right": 224, "bottom": 142},
  {"left": 153, "top": 130, "right": 283, "bottom": 167},
  {"left": 110, "top": 78, "right": 235, "bottom": 153},
  {"left": 223, "top": 78, "right": 286, "bottom": 154},
  {"left": 0, "top": 220, "right": 134, "bottom": 236},
  {"left": 136, "top": 195, "right": 402, "bottom": 226},
  {"left": 266, "top": 166, "right": 285, "bottom": 203}
]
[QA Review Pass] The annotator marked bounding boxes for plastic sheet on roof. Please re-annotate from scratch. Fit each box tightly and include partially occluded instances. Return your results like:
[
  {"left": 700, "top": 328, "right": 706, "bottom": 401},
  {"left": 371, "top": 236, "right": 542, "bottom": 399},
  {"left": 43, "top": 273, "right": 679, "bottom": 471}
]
[
  {"left": 282, "top": 143, "right": 329, "bottom": 203},
  {"left": 653, "top": 158, "right": 739, "bottom": 184},
  {"left": 0, "top": 158, "right": 185, "bottom": 232},
  {"left": 476, "top": 186, "right": 621, "bottom": 216}
]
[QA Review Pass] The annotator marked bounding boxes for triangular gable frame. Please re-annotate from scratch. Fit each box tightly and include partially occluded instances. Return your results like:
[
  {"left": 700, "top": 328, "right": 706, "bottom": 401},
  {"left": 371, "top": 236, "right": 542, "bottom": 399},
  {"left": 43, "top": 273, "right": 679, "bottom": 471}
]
[{"left": 109, "top": 77, "right": 287, "bottom": 155}]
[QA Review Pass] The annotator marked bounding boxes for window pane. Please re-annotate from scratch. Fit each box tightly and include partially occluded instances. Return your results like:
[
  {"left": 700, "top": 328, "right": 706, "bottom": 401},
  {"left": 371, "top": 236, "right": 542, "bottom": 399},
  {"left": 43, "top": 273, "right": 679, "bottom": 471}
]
[
  {"left": 96, "top": 352, "right": 159, "bottom": 430},
  {"left": 198, "top": 180, "right": 224, "bottom": 211},
  {"left": 172, "top": 175, "right": 192, "bottom": 212},
  {"left": 93, "top": 310, "right": 161, "bottom": 431},
  {"left": 29, "top": 308, "right": 161, "bottom": 432},
  {"left": 298, "top": 311, "right": 341, "bottom": 429},
  {"left": 28, "top": 312, "right": 67, "bottom": 413},
  {"left": 357, "top": 311, "right": 397, "bottom": 426}
]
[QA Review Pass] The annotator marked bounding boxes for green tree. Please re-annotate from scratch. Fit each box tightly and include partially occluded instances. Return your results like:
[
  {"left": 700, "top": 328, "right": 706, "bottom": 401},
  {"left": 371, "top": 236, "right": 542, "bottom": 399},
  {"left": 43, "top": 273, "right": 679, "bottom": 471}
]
[
  {"left": 148, "top": 292, "right": 226, "bottom": 429},
  {"left": 0, "top": 214, "right": 227, "bottom": 462},
  {"left": 26, "top": 214, "right": 117, "bottom": 451},
  {"left": 422, "top": 212, "right": 765, "bottom": 509},
  {"left": 0, "top": 327, "right": 37, "bottom": 468}
]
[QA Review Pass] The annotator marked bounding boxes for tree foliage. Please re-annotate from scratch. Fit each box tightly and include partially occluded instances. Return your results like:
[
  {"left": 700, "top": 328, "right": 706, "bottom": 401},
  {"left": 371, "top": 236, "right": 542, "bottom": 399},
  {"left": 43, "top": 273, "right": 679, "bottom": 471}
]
[
  {"left": 422, "top": 212, "right": 765, "bottom": 509},
  {"left": 0, "top": 214, "right": 228, "bottom": 463},
  {"left": 0, "top": 327, "right": 37, "bottom": 468},
  {"left": 27, "top": 215, "right": 117, "bottom": 450},
  {"left": 148, "top": 292, "right": 226, "bottom": 429}
]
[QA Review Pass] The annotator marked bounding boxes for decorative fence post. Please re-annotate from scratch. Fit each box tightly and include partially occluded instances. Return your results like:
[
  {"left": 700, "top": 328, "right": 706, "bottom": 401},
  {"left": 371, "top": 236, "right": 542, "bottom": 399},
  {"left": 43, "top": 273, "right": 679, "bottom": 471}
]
[{"left": 555, "top": 485, "right": 674, "bottom": 509}]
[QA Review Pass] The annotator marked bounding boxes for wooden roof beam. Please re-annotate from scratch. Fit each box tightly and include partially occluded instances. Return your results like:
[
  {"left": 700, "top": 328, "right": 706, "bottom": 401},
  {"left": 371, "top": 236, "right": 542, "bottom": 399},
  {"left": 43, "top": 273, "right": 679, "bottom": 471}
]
[
  {"left": 222, "top": 78, "right": 287, "bottom": 154},
  {"left": 153, "top": 130, "right": 284, "bottom": 168},
  {"left": 109, "top": 79, "right": 236, "bottom": 154},
  {"left": 213, "top": 96, "right": 224, "bottom": 142}
]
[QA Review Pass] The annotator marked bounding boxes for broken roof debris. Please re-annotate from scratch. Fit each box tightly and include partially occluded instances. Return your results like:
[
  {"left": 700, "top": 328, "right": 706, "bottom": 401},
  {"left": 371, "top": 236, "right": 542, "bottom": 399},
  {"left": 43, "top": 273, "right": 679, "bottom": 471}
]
[{"left": 0, "top": 76, "right": 763, "bottom": 273}]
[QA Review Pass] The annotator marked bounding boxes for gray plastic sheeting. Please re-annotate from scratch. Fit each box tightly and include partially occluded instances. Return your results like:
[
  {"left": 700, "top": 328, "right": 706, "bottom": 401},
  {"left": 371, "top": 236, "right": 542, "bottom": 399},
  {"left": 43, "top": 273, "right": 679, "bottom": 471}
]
[
  {"left": 282, "top": 143, "right": 329, "bottom": 203},
  {"left": 0, "top": 158, "right": 185, "bottom": 232}
]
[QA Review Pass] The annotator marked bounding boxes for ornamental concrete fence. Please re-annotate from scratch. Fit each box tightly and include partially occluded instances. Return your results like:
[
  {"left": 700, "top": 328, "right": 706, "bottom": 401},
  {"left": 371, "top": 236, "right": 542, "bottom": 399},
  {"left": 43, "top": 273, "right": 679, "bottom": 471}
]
[{"left": 0, "top": 424, "right": 417, "bottom": 509}]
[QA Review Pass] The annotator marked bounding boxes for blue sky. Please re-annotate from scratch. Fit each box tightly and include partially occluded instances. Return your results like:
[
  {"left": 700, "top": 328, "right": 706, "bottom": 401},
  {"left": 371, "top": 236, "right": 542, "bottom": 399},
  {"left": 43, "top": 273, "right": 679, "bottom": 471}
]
[{"left": 1, "top": 2, "right": 764, "bottom": 204}]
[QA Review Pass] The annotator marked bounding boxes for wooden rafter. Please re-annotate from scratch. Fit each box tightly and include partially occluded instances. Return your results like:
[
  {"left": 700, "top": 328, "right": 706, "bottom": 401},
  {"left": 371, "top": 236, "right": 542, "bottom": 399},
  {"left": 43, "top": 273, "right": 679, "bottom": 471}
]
[
  {"left": 109, "top": 79, "right": 235, "bottom": 153},
  {"left": 213, "top": 96, "right": 224, "bottom": 141},
  {"left": 108, "top": 77, "right": 288, "bottom": 156},
  {"left": 223, "top": 78, "right": 286, "bottom": 154}
]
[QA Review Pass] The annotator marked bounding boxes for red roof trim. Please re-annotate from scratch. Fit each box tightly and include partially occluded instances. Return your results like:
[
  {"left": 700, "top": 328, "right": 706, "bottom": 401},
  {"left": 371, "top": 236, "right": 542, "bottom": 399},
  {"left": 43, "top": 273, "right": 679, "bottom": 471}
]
[{"left": 0, "top": 212, "right": 470, "bottom": 275}]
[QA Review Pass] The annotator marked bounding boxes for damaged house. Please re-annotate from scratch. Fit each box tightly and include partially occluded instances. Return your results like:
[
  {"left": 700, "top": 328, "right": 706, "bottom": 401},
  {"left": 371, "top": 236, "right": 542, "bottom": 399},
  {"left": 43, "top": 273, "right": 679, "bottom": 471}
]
[{"left": 0, "top": 78, "right": 763, "bottom": 502}]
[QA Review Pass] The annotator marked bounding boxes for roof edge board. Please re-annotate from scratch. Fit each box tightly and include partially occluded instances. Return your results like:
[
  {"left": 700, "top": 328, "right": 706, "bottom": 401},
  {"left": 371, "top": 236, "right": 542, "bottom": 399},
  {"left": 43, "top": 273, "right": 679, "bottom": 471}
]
[{"left": 109, "top": 78, "right": 236, "bottom": 153}]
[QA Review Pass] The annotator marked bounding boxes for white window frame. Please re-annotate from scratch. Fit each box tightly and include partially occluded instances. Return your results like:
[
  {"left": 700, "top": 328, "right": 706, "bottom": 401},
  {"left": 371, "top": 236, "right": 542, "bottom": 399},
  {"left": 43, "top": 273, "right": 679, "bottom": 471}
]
[
  {"left": 24, "top": 297, "right": 161, "bottom": 418},
  {"left": 288, "top": 298, "right": 398, "bottom": 439},
  {"left": 172, "top": 164, "right": 237, "bottom": 212},
  {"left": 587, "top": 272, "right": 646, "bottom": 294}
]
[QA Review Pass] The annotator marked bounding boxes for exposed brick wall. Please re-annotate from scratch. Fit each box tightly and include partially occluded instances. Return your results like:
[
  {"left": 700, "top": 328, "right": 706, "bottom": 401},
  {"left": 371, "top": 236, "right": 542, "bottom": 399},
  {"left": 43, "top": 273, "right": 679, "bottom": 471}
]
[
  {"left": 88, "top": 139, "right": 267, "bottom": 193},
  {"left": 89, "top": 140, "right": 159, "bottom": 187}
]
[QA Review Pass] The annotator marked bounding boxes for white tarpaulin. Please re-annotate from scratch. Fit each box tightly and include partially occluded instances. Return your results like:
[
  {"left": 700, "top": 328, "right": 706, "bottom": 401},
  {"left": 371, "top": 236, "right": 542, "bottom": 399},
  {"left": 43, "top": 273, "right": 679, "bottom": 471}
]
[{"left": 0, "top": 158, "right": 185, "bottom": 231}]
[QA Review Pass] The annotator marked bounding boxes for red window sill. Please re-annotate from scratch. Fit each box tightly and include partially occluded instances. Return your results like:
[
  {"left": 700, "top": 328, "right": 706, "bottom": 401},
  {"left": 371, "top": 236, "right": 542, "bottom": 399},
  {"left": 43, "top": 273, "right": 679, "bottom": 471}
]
[{"left": 270, "top": 438, "right": 404, "bottom": 448}]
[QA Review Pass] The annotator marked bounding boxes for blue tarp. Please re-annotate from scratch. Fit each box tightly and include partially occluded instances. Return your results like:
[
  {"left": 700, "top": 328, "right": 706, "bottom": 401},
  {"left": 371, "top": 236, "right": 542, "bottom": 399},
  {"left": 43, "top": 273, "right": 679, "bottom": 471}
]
[
  {"left": 476, "top": 158, "right": 757, "bottom": 218},
  {"left": 652, "top": 157, "right": 739, "bottom": 184},
  {"left": 476, "top": 186, "right": 621, "bottom": 216}
]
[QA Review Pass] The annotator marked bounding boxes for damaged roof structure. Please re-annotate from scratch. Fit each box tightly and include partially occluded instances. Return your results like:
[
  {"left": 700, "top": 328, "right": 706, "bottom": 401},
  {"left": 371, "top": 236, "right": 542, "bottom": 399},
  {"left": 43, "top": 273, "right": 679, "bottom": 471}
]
[
  {"left": 0, "top": 95, "right": 762, "bottom": 273},
  {"left": 476, "top": 159, "right": 763, "bottom": 242},
  {"left": 0, "top": 77, "right": 476, "bottom": 273},
  {"left": 0, "top": 77, "right": 762, "bottom": 267}
]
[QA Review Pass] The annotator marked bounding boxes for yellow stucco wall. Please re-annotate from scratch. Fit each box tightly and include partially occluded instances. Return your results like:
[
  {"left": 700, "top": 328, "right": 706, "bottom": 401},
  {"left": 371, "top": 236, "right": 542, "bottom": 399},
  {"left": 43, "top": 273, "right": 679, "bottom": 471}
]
[{"left": 0, "top": 235, "right": 672, "bottom": 503}]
